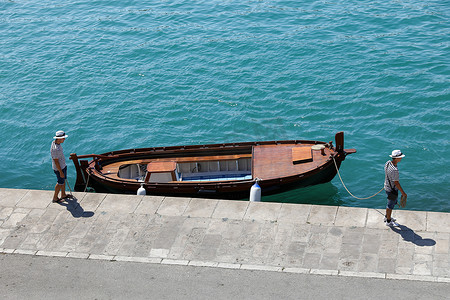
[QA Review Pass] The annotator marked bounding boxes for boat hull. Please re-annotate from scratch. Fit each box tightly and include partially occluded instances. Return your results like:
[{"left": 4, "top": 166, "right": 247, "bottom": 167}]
[{"left": 70, "top": 132, "right": 355, "bottom": 199}]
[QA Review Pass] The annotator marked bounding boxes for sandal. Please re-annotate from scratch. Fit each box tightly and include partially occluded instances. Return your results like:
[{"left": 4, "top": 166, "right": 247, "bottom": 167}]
[{"left": 52, "top": 198, "right": 63, "bottom": 203}]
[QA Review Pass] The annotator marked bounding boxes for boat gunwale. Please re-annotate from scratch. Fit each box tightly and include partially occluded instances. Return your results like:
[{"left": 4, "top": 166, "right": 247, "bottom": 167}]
[{"left": 97, "top": 139, "right": 325, "bottom": 158}]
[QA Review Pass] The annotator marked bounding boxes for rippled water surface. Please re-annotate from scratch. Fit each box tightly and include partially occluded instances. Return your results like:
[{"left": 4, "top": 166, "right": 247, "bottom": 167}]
[{"left": 1, "top": 0, "right": 449, "bottom": 212}]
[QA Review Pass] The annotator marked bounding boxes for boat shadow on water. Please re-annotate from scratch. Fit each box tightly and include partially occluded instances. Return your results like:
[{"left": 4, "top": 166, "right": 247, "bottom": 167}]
[
  {"left": 57, "top": 196, "right": 95, "bottom": 218},
  {"left": 390, "top": 224, "right": 436, "bottom": 247}
]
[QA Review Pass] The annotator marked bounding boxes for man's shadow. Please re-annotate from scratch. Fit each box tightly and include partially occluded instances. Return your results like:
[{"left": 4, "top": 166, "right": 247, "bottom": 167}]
[
  {"left": 58, "top": 196, "right": 95, "bottom": 218},
  {"left": 390, "top": 224, "right": 436, "bottom": 247}
]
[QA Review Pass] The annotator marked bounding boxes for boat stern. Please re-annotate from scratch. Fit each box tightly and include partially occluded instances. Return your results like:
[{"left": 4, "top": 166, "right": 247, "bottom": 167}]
[{"left": 334, "top": 131, "right": 356, "bottom": 159}]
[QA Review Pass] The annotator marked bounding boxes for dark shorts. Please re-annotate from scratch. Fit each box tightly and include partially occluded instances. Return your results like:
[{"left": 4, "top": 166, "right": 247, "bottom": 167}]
[
  {"left": 54, "top": 167, "right": 67, "bottom": 185},
  {"left": 386, "top": 190, "right": 398, "bottom": 209}
]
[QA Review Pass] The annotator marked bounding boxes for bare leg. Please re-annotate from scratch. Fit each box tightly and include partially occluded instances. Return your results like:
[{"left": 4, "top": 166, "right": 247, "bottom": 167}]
[
  {"left": 53, "top": 184, "right": 62, "bottom": 201},
  {"left": 385, "top": 208, "right": 392, "bottom": 221},
  {"left": 60, "top": 182, "right": 67, "bottom": 198}
]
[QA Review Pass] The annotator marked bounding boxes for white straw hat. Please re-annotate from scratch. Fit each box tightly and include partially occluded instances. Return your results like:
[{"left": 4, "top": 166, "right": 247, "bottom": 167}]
[
  {"left": 389, "top": 149, "right": 405, "bottom": 158},
  {"left": 53, "top": 130, "right": 68, "bottom": 139}
]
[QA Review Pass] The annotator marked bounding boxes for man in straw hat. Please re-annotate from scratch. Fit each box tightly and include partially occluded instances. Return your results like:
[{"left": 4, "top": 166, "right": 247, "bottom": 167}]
[
  {"left": 51, "top": 130, "right": 70, "bottom": 203},
  {"left": 384, "top": 149, "right": 407, "bottom": 226}
]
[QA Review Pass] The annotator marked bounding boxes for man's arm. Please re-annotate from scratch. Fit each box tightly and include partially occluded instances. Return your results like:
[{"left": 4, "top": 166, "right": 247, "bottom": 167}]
[
  {"left": 53, "top": 159, "right": 65, "bottom": 178},
  {"left": 394, "top": 181, "right": 406, "bottom": 196}
]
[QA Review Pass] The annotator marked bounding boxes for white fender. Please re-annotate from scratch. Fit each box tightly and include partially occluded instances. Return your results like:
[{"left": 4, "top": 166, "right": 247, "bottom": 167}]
[
  {"left": 249, "top": 181, "right": 261, "bottom": 202},
  {"left": 137, "top": 183, "right": 146, "bottom": 195}
]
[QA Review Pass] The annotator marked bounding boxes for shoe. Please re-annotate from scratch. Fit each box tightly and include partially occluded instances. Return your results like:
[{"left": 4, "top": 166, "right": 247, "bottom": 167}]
[
  {"left": 386, "top": 220, "right": 399, "bottom": 227},
  {"left": 52, "top": 198, "right": 63, "bottom": 203},
  {"left": 384, "top": 216, "right": 396, "bottom": 223}
]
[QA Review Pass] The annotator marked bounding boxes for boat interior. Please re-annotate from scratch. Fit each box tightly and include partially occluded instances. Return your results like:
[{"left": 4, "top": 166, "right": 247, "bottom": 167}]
[
  {"left": 100, "top": 143, "right": 331, "bottom": 184},
  {"left": 111, "top": 155, "right": 253, "bottom": 183}
]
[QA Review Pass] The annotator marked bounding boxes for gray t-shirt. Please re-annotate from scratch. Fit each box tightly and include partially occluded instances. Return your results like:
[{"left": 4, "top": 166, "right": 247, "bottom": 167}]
[
  {"left": 51, "top": 141, "right": 66, "bottom": 171},
  {"left": 384, "top": 160, "right": 399, "bottom": 192}
]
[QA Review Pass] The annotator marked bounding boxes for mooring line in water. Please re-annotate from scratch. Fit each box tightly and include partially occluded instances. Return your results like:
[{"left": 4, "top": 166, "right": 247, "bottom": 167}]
[{"left": 332, "top": 156, "right": 384, "bottom": 200}]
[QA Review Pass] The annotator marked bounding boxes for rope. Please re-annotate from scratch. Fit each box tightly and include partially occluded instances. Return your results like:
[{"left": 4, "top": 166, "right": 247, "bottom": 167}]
[
  {"left": 332, "top": 156, "right": 384, "bottom": 200},
  {"left": 83, "top": 170, "right": 91, "bottom": 193},
  {"left": 65, "top": 176, "right": 73, "bottom": 197}
]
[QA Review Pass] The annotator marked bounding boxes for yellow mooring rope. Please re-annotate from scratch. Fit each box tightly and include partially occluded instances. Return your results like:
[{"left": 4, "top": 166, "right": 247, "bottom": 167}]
[{"left": 332, "top": 156, "right": 384, "bottom": 200}]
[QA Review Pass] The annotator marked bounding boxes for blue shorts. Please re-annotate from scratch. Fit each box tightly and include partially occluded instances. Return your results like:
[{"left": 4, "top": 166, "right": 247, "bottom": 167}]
[
  {"left": 54, "top": 167, "right": 67, "bottom": 185},
  {"left": 386, "top": 191, "right": 398, "bottom": 209}
]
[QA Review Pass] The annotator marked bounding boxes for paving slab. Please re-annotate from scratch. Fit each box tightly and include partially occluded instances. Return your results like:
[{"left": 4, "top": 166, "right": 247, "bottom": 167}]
[
  {"left": 427, "top": 211, "right": 450, "bottom": 233},
  {"left": 1, "top": 210, "right": 29, "bottom": 228},
  {"left": 278, "top": 203, "right": 311, "bottom": 223},
  {"left": 16, "top": 190, "right": 54, "bottom": 209},
  {"left": 212, "top": 200, "right": 248, "bottom": 220},
  {"left": 183, "top": 198, "right": 218, "bottom": 218},
  {"left": 434, "top": 239, "right": 449, "bottom": 254},
  {"left": 0, "top": 188, "right": 28, "bottom": 207},
  {"left": 68, "top": 192, "right": 87, "bottom": 202},
  {"left": 66, "top": 252, "right": 89, "bottom": 259},
  {"left": 244, "top": 201, "right": 281, "bottom": 221},
  {"left": 366, "top": 209, "right": 388, "bottom": 229},
  {"left": 394, "top": 210, "right": 427, "bottom": 231},
  {"left": 114, "top": 256, "right": 162, "bottom": 264},
  {"left": 157, "top": 197, "right": 191, "bottom": 216},
  {"left": 0, "top": 228, "right": 12, "bottom": 245},
  {"left": 307, "top": 205, "right": 337, "bottom": 225},
  {"left": 335, "top": 206, "right": 367, "bottom": 227},
  {"left": 97, "top": 194, "right": 143, "bottom": 214},
  {"left": 36, "top": 250, "right": 68, "bottom": 257},
  {"left": 0, "top": 207, "right": 14, "bottom": 222},
  {"left": 135, "top": 196, "right": 164, "bottom": 214},
  {"left": 78, "top": 193, "right": 107, "bottom": 211}
]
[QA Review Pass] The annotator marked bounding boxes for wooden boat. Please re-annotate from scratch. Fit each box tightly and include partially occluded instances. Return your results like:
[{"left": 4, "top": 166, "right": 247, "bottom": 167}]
[{"left": 70, "top": 132, "right": 356, "bottom": 199}]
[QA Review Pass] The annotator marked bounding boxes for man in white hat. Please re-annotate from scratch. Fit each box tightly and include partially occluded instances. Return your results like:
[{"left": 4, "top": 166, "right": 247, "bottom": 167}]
[
  {"left": 384, "top": 149, "right": 407, "bottom": 226},
  {"left": 51, "top": 130, "right": 69, "bottom": 203}
]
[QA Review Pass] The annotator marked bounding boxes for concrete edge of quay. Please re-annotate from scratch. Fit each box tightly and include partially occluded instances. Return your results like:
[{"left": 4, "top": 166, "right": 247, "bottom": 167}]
[{"left": 1, "top": 187, "right": 448, "bottom": 232}]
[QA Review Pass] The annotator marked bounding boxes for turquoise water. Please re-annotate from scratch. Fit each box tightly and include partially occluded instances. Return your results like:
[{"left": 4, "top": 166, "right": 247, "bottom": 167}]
[{"left": 1, "top": 1, "right": 449, "bottom": 212}]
